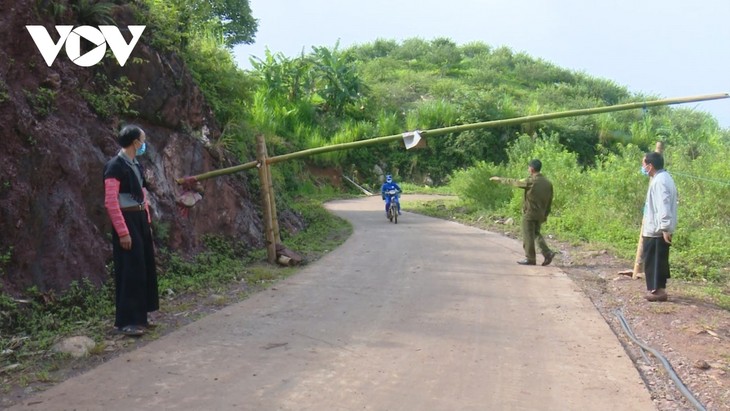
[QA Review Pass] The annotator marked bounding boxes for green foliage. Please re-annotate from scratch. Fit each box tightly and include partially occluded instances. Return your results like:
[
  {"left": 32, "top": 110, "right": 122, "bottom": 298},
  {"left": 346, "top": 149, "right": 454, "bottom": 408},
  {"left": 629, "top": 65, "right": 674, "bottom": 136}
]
[
  {"left": 125, "top": 1, "right": 260, "bottom": 162},
  {"left": 280, "top": 197, "right": 353, "bottom": 257},
  {"left": 0, "top": 246, "right": 12, "bottom": 277},
  {"left": 405, "top": 99, "right": 459, "bottom": 131},
  {"left": 182, "top": 33, "right": 254, "bottom": 126},
  {"left": 399, "top": 182, "right": 454, "bottom": 195},
  {"left": 310, "top": 43, "right": 367, "bottom": 117},
  {"left": 71, "top": 0, "right": 116, "bottom": 25},
  {"left": 448, "top": 134, "right": 730, "bottom": 284},
  {"left": 0, "top": 79, "right": 9, "bottom": 103},
  {"left": 152, "top": 221, "right": 170, "bottom": 244},
  {"left": 36, "top": 0, "right": 69, "bottom": 21},
  {"left": 0, "top": 279, "right": 114, "bottom": 366},
  {"left": 205, "top": 0, "right": 257, "bottom": 47},
  {"left": 0, "top": 287, "right": 18, "bottom": 332},
  {"left": 53, "top": 8, "right": 730, "bottom": 292},
  {"left": 250, "top": 44, "right": 367, "bottom": 127},
  {"left": 135, "top": 0, "right": 185, "bottom": 52},
  {"left": 244, "top": 37, "right": 705, "bottom": 185},
  {"left": 140, "top": 0, "right": 256, "bottom": 49},
  {"left": 451, "top": 161, "right": 510, "bottom": 210},
  {"left": 81, "top": 74, "right": 140, "bottom": 119},
  {"left": 158, "top": 246, "right": 247, "bottom": 293},
  {"left": 246, "top": 45, "right": 373, "bottom": 181},
  {"left": 24, "top": 87, "right": 56, "bottom": 118}
]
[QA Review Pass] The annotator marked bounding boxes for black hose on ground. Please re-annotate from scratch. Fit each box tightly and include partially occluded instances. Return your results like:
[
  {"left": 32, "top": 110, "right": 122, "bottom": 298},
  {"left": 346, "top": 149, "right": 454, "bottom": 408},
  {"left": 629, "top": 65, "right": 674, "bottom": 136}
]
[{"left": 614, "top": 308, "right": 706, "bottom": 411}]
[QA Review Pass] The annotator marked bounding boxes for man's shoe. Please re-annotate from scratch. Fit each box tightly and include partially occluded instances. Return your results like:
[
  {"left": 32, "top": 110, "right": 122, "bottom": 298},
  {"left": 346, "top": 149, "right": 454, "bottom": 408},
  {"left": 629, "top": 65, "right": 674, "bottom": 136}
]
[
  {"left": 645, "top": 289, "right": 668, "bottom": 302},
  {"left": 517, "top": 259, "right": 536, "bottom": 265},
  {"left": 542, "top": 251, "right": 557, "bottom": 266}
]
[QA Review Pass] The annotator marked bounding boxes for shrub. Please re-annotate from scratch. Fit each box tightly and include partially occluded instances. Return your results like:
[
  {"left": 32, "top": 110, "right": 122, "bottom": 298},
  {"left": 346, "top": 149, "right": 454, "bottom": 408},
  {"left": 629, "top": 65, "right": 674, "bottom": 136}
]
[{"left": 24, "top": 87, "right": 56, "bottom": 118}]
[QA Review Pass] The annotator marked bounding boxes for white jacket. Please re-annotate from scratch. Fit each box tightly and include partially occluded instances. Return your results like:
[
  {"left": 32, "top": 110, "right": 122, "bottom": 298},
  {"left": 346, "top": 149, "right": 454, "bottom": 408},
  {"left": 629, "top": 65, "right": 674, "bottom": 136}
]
[{"left": 642, "top": 170, "right": 678, "bottom": 237}]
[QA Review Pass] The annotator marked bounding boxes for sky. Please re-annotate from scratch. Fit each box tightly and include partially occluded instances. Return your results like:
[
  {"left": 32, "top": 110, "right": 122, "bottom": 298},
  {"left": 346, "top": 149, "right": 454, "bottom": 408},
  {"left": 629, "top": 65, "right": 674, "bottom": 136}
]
[{"left": 232, "top": 0, "right": 730, "bottom": 128}]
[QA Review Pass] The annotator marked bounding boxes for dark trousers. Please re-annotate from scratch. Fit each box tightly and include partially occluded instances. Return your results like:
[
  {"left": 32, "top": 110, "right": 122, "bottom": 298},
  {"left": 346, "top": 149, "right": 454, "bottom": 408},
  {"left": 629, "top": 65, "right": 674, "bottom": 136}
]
[
  {"left": 111, "top": 211, "right": 159, "bottom": 328},
  {"left": 642, "top": 236, "right": 671, "bottom": 291},
  {"left": 522, "top": 218, "right": 551, "bottom": 263}
]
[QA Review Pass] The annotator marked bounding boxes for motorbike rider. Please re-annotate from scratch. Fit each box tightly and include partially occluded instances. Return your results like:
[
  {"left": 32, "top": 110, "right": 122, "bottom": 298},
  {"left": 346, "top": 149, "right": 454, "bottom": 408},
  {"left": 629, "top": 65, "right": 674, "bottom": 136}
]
[{"left": 381, "top": 174, "right": 402, "bottom": 216}]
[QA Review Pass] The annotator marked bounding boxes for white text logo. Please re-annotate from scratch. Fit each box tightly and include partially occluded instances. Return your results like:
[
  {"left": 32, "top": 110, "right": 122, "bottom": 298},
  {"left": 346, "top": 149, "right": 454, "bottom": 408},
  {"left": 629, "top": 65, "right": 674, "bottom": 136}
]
[{"left": 25, "top": 25, "right": 145, "bottom": 67}]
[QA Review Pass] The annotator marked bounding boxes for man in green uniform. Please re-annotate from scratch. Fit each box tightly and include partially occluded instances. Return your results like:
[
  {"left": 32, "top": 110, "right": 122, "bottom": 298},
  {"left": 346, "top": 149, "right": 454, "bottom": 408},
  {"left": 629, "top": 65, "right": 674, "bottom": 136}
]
[{"left": 490, "top": 159, "right": 557, "bottom": 266}]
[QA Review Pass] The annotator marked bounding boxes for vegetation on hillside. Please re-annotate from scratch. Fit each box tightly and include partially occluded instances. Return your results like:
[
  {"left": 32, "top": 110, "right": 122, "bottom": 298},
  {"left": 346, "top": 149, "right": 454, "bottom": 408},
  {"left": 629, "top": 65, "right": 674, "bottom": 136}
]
[{"left": 3, "top": 0, "right": 729, "bottom": 394}]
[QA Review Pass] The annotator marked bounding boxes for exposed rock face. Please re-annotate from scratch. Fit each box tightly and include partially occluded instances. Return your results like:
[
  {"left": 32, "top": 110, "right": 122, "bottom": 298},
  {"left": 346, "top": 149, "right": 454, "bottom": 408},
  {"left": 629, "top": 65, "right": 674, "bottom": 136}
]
[{"left": 0, "top": 2, "right": 303, "bottom": 294}]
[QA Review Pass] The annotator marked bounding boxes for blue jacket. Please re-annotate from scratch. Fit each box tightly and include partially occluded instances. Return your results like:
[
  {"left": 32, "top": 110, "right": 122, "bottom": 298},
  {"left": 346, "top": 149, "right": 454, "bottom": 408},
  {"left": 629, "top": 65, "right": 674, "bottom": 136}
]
[{"left": 381, "top": 181, "right": 401, "bottom": 199}]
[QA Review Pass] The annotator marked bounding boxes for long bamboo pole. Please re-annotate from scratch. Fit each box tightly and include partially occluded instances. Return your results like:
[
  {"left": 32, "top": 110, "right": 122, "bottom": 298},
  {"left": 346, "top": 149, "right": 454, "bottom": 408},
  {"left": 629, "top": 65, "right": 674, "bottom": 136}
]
[
  {"left": 175, "top": 160, "right": 258, "bottom": 184},
  {"left": 267, "top": 93, "right": 729, "bottom": 164},
  {"left": 180, "top": 93, "right": 727, "bottom": 267},
  {"left": 177, "top": 93, "right": 728, "bottom": 183}
]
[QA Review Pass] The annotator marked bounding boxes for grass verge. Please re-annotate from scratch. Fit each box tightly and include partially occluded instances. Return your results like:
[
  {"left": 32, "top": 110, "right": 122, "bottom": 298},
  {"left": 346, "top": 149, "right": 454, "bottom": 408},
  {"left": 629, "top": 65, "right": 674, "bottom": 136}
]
[
  {"left": 0, "top": 196, "right": 352, "bottom": 399},
  {"left": 404, "top": 196, "right": 730, "bottom": 311}
]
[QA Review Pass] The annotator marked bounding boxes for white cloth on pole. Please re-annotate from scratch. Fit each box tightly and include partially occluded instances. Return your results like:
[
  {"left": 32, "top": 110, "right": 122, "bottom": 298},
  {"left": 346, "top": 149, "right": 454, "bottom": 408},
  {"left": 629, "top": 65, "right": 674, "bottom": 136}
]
[{"left": 402, "top": 130, "right": 422, "bottom": 150}]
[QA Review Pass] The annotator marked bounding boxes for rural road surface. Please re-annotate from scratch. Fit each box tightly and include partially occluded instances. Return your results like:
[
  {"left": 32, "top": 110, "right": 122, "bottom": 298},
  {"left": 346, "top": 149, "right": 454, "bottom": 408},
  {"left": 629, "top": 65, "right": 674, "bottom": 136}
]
[{"left": 8, "top": 195, "right": 655, "bottom": 411}]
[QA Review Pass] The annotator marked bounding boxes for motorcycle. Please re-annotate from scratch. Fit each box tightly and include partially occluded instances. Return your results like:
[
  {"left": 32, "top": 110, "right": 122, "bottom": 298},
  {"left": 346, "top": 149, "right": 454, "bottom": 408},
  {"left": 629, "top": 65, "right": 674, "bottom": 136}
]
[{"left": 385, "top": 189, "right": 400, "bottom": 224}]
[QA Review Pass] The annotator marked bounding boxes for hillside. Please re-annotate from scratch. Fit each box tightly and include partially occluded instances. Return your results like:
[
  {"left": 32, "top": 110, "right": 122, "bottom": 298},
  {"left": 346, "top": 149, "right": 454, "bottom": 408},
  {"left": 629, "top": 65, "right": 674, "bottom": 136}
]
[{"left": 0, "top": 1, "right": 303, "bottom": 294}]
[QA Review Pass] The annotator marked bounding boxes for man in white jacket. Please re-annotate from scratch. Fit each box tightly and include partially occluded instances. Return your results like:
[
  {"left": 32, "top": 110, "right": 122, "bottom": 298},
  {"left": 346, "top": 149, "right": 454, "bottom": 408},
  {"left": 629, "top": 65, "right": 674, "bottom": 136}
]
[{"left": 641, "top": 152, "right": 678, "bottom": 302}]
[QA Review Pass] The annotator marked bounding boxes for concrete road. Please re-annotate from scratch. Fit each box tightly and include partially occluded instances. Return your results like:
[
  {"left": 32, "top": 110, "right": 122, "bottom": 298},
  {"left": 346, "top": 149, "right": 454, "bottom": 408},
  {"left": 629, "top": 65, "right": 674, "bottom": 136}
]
[{"left": 8, "top": 195, "right": 655, "bottom": 411}]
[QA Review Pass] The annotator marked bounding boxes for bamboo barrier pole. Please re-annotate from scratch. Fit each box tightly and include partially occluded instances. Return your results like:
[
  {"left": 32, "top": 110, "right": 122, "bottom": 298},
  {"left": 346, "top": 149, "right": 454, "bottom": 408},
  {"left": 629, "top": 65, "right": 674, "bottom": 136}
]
[
  {"left": 177, "top": 93, "right": 728, "bottom": 184},
  {"left": 256, "top": 135, "right": 277, "bottom": 263},
  {"left": 174, "top": 93, "right": 727, "bottom": 266},
  {"left": 632, "top": 141, "right": 665, "bottom": 279},
  {"left": 266, "top": 93, "right": 728, "bottom": 164},
  {"left": 175, "top": 160, "right": 258, "bottom": 184}
]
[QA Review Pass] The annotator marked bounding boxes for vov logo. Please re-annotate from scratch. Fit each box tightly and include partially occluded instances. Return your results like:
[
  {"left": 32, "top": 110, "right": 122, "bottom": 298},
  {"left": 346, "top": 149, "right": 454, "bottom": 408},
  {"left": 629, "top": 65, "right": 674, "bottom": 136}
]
[{"left": 25, "top": 25, "right": 145, "bottom": 67}]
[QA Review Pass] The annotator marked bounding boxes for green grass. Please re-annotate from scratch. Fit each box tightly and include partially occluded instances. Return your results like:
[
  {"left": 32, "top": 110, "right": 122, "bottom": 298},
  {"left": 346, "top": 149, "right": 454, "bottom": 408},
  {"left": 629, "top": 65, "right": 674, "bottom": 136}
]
[
  {"left": 406, "top": 190, "right": 730, "bottom": 312},
  {"left": 399, "top": 182, "right": 455, "bottom": 195},
  {"left": 0, "top": 198, "right": 352, "bottom": 392},
  {"left": 679, "top": 284, "right": 730, "bottom": 311}
]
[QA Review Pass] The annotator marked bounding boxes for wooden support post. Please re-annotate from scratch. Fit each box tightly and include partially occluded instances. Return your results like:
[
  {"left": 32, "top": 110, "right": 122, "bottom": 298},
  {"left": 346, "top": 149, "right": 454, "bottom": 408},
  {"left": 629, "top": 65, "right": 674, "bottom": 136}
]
[
  {"left": 632, "top": 141, "right": 665, "bottom": 278},
  {"left": 262, "top": 140, "right": 281, "bottom": 244},
  {"left": 256, "top": 134, "right": 277, "bottom": 264}
]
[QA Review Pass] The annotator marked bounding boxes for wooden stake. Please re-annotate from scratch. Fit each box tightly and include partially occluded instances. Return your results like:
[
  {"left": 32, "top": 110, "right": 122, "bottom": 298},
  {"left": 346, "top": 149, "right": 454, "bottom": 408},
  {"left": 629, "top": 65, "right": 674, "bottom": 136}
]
[
  {"left": 256, "top": 135, "right": 277, "bottom": 264},
  {"left": 632, "top": 141, "right": 665, "bottom": 279},
  {"left": 263, "top": 140, "right": 281, "bottom": 244}
]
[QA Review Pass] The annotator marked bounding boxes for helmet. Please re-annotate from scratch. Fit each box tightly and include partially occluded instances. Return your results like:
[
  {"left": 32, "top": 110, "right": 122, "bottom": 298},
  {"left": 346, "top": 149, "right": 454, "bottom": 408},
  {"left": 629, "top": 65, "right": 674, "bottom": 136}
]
[{"left": 386, "top": 174, "right": 392, "bottom": 183}]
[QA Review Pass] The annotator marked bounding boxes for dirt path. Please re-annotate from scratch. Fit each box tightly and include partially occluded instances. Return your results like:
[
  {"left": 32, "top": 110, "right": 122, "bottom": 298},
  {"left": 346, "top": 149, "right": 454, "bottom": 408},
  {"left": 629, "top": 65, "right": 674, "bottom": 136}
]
[{"left": 6, "top": 196, "right": 655, "bottom": 410}]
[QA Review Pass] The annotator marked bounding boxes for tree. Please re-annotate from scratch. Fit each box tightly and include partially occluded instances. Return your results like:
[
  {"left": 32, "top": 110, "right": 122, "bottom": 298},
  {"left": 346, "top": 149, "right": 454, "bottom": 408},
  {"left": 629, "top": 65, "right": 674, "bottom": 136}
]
[
  {"left": 209, "top": 0, "right": 258, "bottom": 47},
  {"left": 310, "top": 44, "right": 366, "bottom": 116},
  {"left": 147, "top": 0, "right": 258, "bottom": 49}
]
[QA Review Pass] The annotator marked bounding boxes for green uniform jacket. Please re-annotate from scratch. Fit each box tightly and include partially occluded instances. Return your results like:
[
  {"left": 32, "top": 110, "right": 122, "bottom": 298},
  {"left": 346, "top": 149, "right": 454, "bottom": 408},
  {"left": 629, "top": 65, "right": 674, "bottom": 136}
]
[{"left": 499, "top": 173, "right": 553, "bottom": 222}]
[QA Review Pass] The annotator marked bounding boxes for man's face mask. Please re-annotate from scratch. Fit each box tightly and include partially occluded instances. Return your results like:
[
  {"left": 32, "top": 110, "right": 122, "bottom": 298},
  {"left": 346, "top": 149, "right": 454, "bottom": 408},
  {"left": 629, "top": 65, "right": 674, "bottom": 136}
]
[
  {"left": 136, "top": 141, "right": 146, "bottom": 156},
  {"left": 640, "top": 163, "right": 650, "bottom": 176}
]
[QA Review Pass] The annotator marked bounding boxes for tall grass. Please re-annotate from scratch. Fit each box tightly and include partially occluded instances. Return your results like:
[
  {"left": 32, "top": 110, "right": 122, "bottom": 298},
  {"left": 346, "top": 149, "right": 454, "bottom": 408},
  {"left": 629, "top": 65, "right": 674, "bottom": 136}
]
[{"left": 450, "top": 133, "right": 730, "bottom": 283}]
